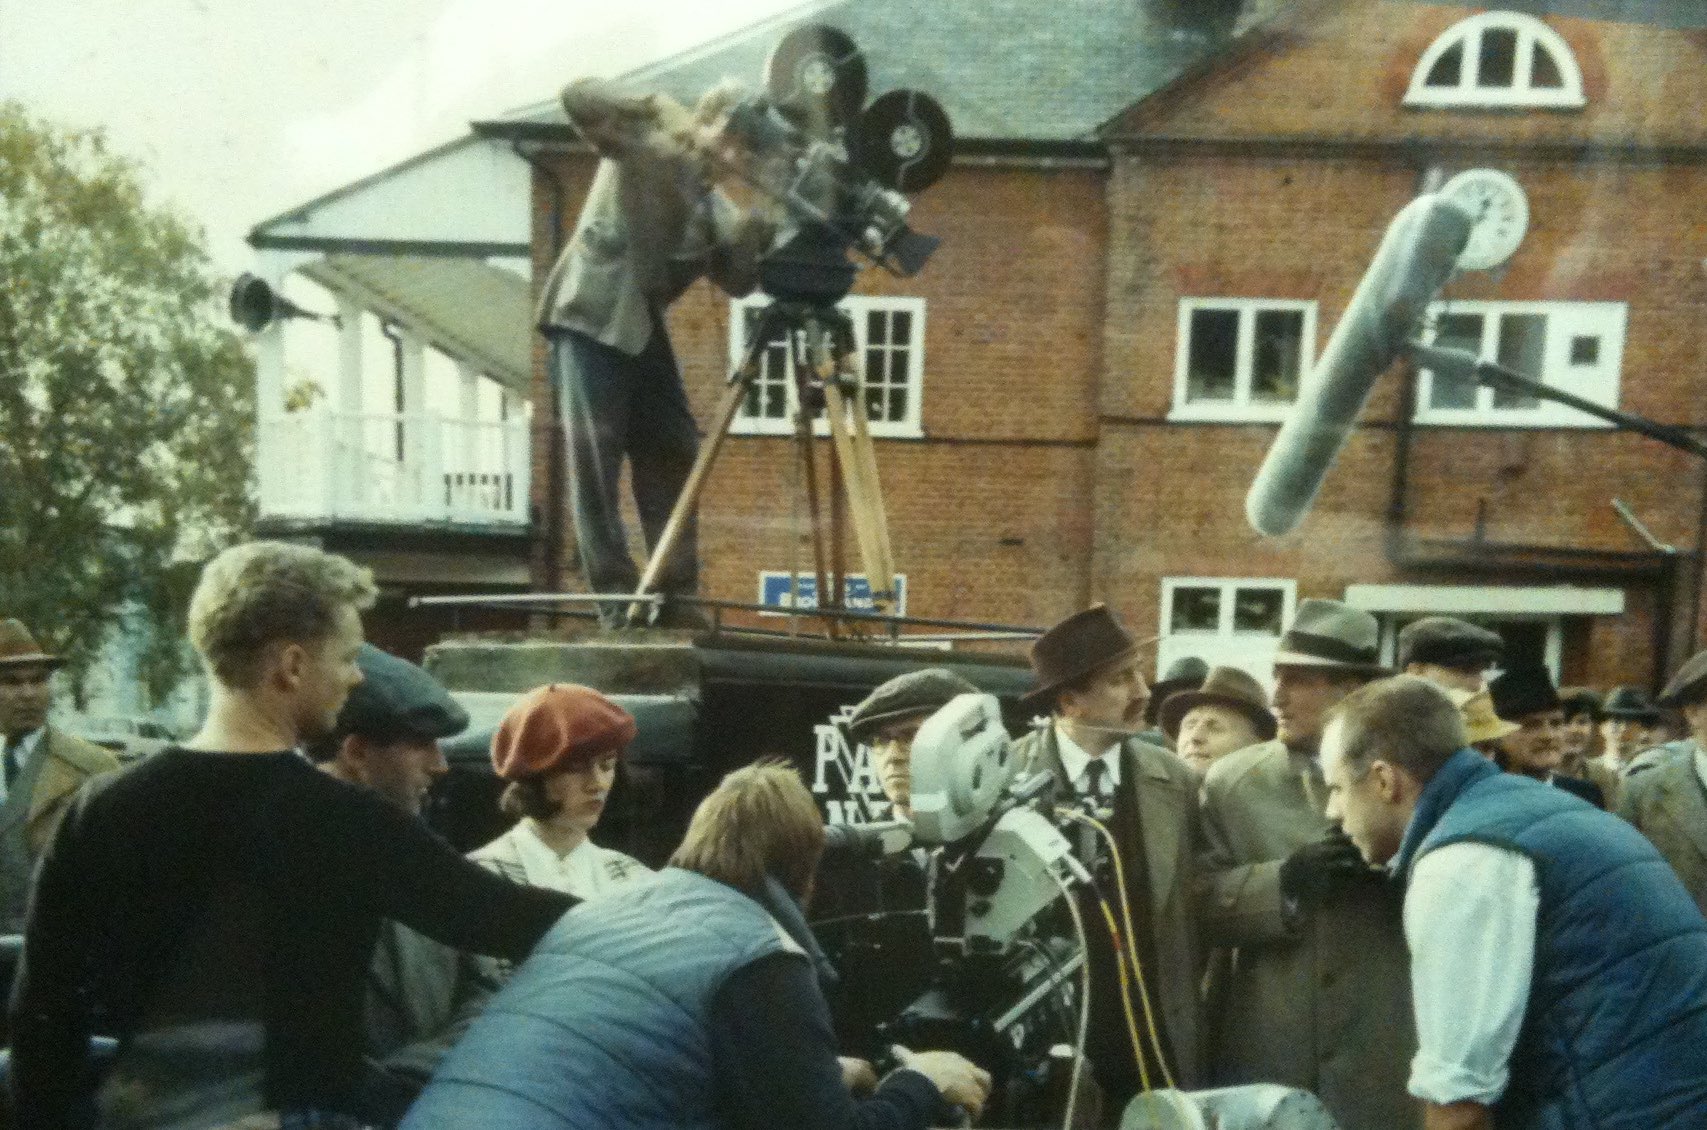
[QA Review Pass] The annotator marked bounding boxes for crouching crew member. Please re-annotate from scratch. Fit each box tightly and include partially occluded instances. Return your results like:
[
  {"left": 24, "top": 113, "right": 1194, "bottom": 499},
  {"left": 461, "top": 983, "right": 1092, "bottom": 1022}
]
[{"left": 403, "top": 761, "right": 990, "bottom": 1130}]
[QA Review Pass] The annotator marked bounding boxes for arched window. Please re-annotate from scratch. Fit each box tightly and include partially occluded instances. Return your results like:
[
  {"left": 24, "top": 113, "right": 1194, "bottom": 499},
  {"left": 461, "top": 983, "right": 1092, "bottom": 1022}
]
[{"left": 1405, "top": 12, "right": 1585, "bottom": 109}]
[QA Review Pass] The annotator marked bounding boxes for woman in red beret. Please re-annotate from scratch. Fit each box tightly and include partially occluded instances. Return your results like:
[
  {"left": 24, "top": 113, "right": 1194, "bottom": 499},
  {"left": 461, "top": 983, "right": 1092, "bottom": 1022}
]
[{"left": 470, "top": 684, "right": 654, "bottom": 898}]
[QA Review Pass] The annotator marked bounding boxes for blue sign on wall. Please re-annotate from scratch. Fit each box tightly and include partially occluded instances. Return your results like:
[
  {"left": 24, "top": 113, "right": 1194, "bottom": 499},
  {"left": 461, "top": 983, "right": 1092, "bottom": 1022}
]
[{"left": 758, "top": 571, "right": 908, "bottom": 616}]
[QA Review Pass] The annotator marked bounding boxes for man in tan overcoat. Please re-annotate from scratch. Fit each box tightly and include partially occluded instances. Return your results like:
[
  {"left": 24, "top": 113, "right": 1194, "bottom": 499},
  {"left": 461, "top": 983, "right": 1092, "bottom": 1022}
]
[
  {"left": 1618, "top": 648, "right": 1707, "bottom": 914},
  {"left": 1012, "top": 605, "right": 1203, "bottom": 1120},
  {"left": 1197, "top": 599, "right": 1419, "bottom": 1130},
  {"left": 0, "top": 619, "right": 120, "bottom": 932}
]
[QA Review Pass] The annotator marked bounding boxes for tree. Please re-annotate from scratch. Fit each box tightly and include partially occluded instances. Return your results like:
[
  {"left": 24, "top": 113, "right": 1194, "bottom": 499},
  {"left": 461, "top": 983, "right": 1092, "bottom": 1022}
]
[{"left": 0, "top": 102, "right": 254, "bottom": 704}]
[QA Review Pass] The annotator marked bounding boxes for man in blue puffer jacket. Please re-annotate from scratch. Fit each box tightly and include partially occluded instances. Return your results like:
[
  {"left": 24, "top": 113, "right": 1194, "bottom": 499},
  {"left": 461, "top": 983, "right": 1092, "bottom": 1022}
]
[
  {"left": 402, "top": 761, "right": 990, "bottom": 1130},
  {"left": 1316, "top": 675, "right": 1707, "bottom": 1130}
]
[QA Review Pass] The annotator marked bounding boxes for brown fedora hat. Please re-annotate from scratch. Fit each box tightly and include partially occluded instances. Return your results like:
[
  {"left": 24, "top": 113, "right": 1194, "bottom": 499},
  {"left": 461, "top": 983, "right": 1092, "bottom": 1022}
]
[
  {"left": 1159, "top": 666, "right": 1277, "bottom": 743},
  {"left": 1023, "top": 604, "right": 1150, "bottom": 710},
  {"left": 0, "top": 619, "right": 62, "bottom": 670}
]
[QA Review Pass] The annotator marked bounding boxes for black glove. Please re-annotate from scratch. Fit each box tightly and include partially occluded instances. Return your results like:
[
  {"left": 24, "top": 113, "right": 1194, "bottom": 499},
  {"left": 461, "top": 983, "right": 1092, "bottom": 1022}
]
[{"left": 1278, "top": 829, "right": 1378, "bottom": 911}]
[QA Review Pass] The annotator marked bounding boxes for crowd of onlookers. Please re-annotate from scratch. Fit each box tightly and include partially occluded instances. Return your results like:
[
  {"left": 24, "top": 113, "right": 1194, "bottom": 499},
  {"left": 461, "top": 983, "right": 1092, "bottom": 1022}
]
[{"left": 2, "top": 542, "right": 1706, "bottom": 1130}]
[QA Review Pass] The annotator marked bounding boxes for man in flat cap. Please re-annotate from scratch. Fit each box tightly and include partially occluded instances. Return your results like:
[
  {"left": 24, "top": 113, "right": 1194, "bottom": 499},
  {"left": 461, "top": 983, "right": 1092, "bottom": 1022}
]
[
  {"left": 1396, "top": 616, "right": 1503, "bottom": 694},
  {"left": 0, "top": 619, "right": 119, "bottom": 932},
  {"left": 1197, "top": 598, "right": 1416, "bottom": 1130},
  {"left": 309, "top": 644, "right": 492, "bottom": 1118},
  {"left": 814, "top": 669, "right": 978, "bottom": 1060},
  {"left": 1617, "top": 649, "right": 1707, "bottom": 914},
  {"left": 1011, "top": 605, "right": 1203, "bottom": 1112}
]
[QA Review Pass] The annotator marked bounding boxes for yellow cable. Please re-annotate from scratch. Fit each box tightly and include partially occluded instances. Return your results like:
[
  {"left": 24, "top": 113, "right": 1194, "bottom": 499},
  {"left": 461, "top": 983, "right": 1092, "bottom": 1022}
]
[
  {"left": 1057, "top": 807, "right": 1178, "bottom": 1091},
  {"left": 1094, "top": 891, "right": 1153, "bottom": 1095}
]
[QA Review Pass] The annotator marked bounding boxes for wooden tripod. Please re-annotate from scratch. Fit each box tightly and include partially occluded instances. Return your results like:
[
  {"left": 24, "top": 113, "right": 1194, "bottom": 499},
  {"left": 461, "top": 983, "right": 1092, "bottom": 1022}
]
[{"left": 628, "top": 300, "right": 898, "bottom": 629}]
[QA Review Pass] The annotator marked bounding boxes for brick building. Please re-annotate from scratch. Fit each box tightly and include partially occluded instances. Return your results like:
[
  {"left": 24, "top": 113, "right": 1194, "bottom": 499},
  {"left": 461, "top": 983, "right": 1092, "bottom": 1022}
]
[{"left": 465, "top": 0, "right": 1707, "bottom": 689}]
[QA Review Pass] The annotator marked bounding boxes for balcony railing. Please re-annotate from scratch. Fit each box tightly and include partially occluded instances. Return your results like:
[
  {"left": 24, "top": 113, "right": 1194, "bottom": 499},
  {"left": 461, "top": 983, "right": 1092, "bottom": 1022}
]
[{"left": 258, "top": 408, "right": 530, "bottom": 527}]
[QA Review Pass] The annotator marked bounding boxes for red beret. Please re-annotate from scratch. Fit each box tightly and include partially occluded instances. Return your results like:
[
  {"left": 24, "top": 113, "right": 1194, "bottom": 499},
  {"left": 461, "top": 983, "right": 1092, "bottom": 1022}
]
[{"left": 490, "top": 684, "right": 636, "bottom": 781}]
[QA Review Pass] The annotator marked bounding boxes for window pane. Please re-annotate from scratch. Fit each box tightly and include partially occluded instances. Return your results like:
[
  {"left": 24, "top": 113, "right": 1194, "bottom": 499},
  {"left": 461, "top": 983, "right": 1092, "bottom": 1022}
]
[
  {"left": 1425, "top": 41, "right": 1464, "bottom": 87},
  {"left": 1185, "top": 308, "right": 1239, "bottom": 402},
  {"left": 1478, "top": 27, "right": 1517, "bottom": 88},
  {"left": 1492, "top": 313, "right": 1546, "bottom": 408},
  {"left": 1531, "top": 43, "right": 1564, "bottom": 89},
  {"left": 1570, "top": 335, "right": 1600, "bottom": 366},
  {"left": 1428, "top": 312, "right": 1483, "bottom": 409},
  {"left": 1232, "top": 588, "right": 1285, "bottom": 635},
  {"left": 892, "top": 309, "right": 912, "bottom": 343},
  {"left": 866, "top": 309, "right": 888, "bottom": 346},
  {"left": 1251, "top": 309, "right": 1305, "bottom": 403},
  {"left": 1170, "top": 587, "right": 1222, "bottom": 633}
]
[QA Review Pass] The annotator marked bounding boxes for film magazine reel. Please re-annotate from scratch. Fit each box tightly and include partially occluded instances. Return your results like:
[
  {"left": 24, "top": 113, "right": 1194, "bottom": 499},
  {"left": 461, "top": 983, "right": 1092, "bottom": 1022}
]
[{"left": 764, "top": 23, "right": 954, "bottom": 194}]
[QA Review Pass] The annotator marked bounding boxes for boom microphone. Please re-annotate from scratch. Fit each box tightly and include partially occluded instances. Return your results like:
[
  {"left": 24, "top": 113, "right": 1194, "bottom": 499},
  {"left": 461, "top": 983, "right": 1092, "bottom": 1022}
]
[{"left": 1244, "top": 194, "right": 1474, "bottom": 537}]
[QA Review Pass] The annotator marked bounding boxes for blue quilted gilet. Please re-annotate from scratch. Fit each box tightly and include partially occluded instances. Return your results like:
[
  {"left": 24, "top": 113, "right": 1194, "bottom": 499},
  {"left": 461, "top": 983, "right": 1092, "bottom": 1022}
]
[
  {"left": 1394, "top": 750, "right": 1707, "bottom": 1130},
  {"left": 401, "top": 867, "right": 800, "bottom": 1130}
]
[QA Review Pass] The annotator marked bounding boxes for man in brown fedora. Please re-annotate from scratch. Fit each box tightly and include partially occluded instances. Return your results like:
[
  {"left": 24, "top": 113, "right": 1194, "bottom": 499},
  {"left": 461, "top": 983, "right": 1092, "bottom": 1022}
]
[
  {"left": 1617, "top": 648, "right": 1707, "bottom": 914},
  {"left": 1157, "top": 666, "right": 1275, "bottom": 779},
  {"left": 1197, "top": 598, "right": 1417, "bottom": 1130},
  {"left": 0, "top": 619, "right": 119, "bottom": 932},
  {"left": 1011, "top": 604, "right": 1203, "bottom": 1115}
]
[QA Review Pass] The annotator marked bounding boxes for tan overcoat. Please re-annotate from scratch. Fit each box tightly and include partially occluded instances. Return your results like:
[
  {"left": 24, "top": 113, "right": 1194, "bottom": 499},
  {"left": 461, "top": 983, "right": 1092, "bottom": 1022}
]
[
  {"left": 1197, "top": 739, "right": 1419, "bottom": 1130},
  {"left": 0, "top": 726, "right": 120, "bottom": 929},
  {"left": 1617, "top": 745, "right": 1707, "bottom": 916}
]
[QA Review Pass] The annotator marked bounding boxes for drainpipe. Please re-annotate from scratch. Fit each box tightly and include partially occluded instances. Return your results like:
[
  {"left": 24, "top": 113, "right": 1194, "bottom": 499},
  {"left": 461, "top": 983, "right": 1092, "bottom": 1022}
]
[{"left": 513, "top": 140, "right": 569, "bottom": 590}]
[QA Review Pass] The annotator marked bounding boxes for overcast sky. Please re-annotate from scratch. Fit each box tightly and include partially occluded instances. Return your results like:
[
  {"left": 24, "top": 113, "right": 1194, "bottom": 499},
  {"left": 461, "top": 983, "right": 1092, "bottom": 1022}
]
[{"left": 0, "top": 0, "right": 801, "bottom": 271}]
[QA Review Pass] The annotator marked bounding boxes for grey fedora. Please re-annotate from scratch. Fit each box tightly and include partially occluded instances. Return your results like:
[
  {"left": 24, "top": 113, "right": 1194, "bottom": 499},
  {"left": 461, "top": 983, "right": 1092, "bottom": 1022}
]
[
  {"left": 1271, "top": 599, "right": 1387, "bottom": 674},
  {"left": 1658, "top": 649, "right": 1707, "bottom": 709},
  {"left": 1159, "top": 666, "right": 1277, "bottom": 743}
]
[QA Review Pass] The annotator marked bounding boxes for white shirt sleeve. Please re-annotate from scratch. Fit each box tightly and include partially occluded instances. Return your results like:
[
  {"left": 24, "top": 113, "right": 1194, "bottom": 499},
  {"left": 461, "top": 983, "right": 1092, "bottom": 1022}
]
[{"left": 1404, "top": 841, "right": 1540, "bottom": 1107}]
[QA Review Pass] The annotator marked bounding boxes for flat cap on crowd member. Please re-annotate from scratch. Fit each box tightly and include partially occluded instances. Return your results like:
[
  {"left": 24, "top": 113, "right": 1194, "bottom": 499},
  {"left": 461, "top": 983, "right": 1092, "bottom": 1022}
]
[
  {"left": 847, "top": 669, "right": 979, "bottom": 742},
  {"left": 1022, "top": 603, "right": 1149, "bottom": 709},
  {"left": 1395, "top": 616, "right": 1504, "bottom": 673},
  {"left": 491, "top": 684, "right": 636, "bottom": 780},
  {"left": 1159, "top": 665, "right": 1276, "bottom": 743},
  {"left": 338, "top": 644, "right": 470, "bottom": 743},
  {"left": 1488, "top": 664, "right": 1562, "bottom": 721},
  {"left": 1657, "top": 649, "right": 1707, "bottom": 709}
]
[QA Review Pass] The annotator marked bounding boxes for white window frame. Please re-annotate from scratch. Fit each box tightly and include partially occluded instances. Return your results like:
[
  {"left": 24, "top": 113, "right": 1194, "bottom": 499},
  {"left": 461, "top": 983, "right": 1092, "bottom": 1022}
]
[
  {"left": 1170, "top": 298, "right": 1317, "bottom": 423},
  {"left": 1159, "top": 578, "right": 1297, "bottom": 688},
  {"left": 1414, "top": 300, "right": 1626, "bottom": 428},
  {"left": 728, "top": 294, "right": 926, "bottom": 439},
  {"left": 1404, "top": 12, "right": 1586, "bottom": 110}
]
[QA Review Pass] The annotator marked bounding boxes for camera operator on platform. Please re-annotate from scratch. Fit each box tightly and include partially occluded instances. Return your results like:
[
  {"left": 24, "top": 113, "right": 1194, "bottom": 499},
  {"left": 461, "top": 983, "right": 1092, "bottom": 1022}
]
[
  {"left": 1011, "top": 605, "right": 1204, "bottom": 1115},
  {"left": 540, "top": 76, "right": 776, "bottom": 628}
]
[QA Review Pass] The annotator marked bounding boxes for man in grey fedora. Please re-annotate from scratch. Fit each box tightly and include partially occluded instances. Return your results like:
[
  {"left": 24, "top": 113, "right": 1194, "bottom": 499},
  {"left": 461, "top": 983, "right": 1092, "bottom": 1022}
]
[
  {"left": 1617, "top": 648, "right": 1707, "bottom": 915},
  {"left": 1158, "top": 667, "right": 1275, "bottom": 780},
  {"left": 1011, "top": 604, "right": 1203, "bottom": 1116},
  {"left": 0, "top": 619, "right": 120, "bottom": 933},
  {"left": 1197, "top": 598, "right": 1417, "bottom": 1130}
]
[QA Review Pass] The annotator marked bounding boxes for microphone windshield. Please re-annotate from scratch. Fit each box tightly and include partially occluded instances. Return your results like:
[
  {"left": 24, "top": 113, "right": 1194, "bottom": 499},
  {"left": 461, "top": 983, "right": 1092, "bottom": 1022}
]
[{"left": 1244, "top": 194, "right": 1473, "bottom": 537}]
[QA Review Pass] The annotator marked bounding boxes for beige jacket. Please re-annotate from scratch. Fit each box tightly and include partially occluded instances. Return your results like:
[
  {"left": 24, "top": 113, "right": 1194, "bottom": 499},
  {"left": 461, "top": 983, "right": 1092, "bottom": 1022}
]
[
  {"left": 1198, "top": 740, "right": 1419, "bottom": 1130},
  {"left": 1617, "top": 745, "right": 1707, "bottom": 916}
]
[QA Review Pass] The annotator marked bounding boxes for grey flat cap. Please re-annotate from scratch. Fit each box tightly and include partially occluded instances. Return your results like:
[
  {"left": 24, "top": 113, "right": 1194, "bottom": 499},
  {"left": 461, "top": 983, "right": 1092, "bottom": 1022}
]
[
  {"left": 1397, "top": 616, "right": 1504, "bottom": 671},
  {"left": 847, "top": 669, "right": 979, "bottom": 742},
  {"left": 338, "top": 644, "right": 470, "bottom": 743}
]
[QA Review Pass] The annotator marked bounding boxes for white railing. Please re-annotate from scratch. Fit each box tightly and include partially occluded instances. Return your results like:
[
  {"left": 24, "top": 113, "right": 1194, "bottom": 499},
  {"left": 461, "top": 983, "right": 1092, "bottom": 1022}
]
[{"left": 258, "top": 408, "right": 530, "bottom": 527}]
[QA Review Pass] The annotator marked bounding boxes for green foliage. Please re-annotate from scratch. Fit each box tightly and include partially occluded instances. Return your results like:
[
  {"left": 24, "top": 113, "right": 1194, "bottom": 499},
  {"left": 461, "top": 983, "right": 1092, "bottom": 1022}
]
[{"left": 0, "top": 101, "right": 255, "bottom": 704}]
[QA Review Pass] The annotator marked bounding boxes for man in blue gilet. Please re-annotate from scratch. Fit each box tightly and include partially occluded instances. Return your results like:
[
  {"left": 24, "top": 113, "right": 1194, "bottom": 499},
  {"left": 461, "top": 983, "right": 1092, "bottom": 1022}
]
[{"left": 1320, "top": 675, "right": 1707, "bottom": 1130}]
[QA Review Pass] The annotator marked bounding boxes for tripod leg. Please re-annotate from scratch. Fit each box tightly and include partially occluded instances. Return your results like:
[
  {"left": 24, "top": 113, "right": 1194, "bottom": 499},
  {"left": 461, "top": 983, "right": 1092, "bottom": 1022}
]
[
  {"left": 627, "top": 328, "right": 769, "bottom": 624},
  {"left": 793, "top": 405, "right": 832, "bottom": 634},
  {"left": 822, "top": 382, "right": 897, "bottom": 617},
  {"left": 844, "top": 385, "right": 898, "bottom": 606}
]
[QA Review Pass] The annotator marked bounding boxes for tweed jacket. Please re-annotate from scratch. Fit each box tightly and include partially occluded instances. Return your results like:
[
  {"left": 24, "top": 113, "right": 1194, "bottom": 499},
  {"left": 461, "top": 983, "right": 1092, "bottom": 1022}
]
[
  {"left": 1197, "top": 739, "right": 1418, "bottom": 1130},
  {"left": 0, "top": 726, "right": 120, "bottom": 930},
  {"left": 1617, "top": 743, "right": 1707, "bottom": 916},
  {"left": 1011, "top": 725, "right": 1204, "bottom": 1087}
]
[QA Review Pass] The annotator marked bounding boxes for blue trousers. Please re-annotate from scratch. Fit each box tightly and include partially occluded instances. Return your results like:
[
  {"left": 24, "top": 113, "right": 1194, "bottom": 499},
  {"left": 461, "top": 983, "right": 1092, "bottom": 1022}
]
[{"left": 551, "top": 321, "right": 700, "bottom": 621}]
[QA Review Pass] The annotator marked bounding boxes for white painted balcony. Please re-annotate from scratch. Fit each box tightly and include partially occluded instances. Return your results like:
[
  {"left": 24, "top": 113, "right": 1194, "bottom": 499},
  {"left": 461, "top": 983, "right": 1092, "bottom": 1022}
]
[{"left": 258, "top": 407, "right": 530, "bottom": 527}]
